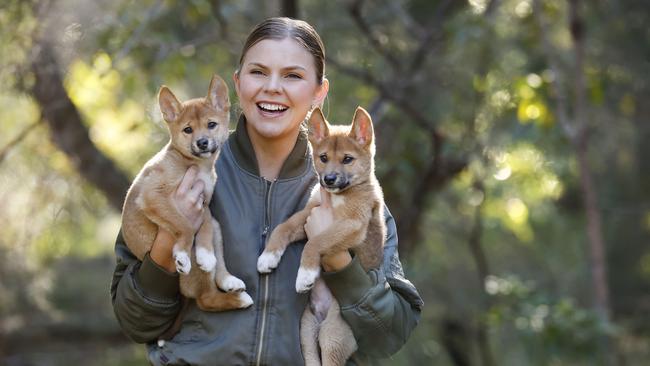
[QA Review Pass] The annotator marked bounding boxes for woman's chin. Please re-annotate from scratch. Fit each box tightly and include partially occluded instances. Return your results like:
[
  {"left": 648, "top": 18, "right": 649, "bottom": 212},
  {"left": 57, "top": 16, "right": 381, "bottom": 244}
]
[{"left": 249, "top": 120, "right": 300, "bottom": 141}]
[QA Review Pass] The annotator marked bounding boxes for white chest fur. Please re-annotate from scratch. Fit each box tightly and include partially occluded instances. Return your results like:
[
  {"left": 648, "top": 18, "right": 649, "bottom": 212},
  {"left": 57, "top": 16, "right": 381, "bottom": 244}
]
[
  {"left": 309, "top": 184, "right": 345, "bottom": 208},
  {"left": 331, "top": 194, "right": 345, "bottom": 208},
  {"left": 197, "top": 169, "right": 216, "bottom": 194}
]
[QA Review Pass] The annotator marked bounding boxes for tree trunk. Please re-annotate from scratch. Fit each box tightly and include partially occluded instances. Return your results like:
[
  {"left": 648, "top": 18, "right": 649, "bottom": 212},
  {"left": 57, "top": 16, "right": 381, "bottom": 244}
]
[
  {"left": 568, "top": 0, "right": 611, "bottom": 322},
  {"left": 575, "top": 140, "right": 610, "bottom": 319},
  {"left": 29, "top": 39, "right": 131, "bottom": 211}
]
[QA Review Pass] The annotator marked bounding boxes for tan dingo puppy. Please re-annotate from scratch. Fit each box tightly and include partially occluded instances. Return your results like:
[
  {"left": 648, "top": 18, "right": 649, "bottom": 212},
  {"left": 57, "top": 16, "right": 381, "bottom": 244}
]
[
  {"left": 257, "top": 107, "right": 386, "bottom": 366},
  {"left": 122, "top": 75, "right": 252, "bottom": 312}
]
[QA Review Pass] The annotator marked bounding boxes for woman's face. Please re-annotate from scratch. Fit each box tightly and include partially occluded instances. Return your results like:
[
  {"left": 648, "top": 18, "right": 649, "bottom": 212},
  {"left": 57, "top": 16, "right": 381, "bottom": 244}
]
[{"left": 234, "top": 38, "right": 328, "bottom": 142}]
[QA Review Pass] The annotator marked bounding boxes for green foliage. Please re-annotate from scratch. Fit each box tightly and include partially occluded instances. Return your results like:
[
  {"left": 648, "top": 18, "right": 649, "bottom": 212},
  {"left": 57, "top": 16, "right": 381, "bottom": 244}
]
[
  {"left": 486, "top": 274, "right": 613, "bottom": 364},
  {"left": 2, "top": 0, "right": 650, "bottom": 364}
]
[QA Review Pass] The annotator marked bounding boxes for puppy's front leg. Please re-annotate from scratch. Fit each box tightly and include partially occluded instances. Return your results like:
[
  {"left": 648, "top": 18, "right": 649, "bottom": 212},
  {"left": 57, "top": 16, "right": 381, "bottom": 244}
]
[
  {"left": 141, "top": 191, "right": 194, "bottom": 274},
  {"left": 194, "top": 211, "right": 217, "bottom": 272},
  {"left": 296, "top": 219, "right": 364, "bottom": 293},
  {"left": 257, "top": 201, "right": 318, "bottom": 273}
]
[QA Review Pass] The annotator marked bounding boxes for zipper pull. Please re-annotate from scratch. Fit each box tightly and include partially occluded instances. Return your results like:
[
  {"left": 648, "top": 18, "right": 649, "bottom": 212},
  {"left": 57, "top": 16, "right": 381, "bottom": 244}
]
[{"left": 262, "top": 226, "right": 269, "bottom": 237}]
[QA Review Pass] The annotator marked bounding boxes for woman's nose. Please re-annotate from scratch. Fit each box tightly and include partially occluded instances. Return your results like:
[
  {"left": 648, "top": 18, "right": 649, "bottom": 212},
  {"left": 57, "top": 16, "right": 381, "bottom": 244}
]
[{"left": 264, "top": 74, "right": 282, "bottom": 93}]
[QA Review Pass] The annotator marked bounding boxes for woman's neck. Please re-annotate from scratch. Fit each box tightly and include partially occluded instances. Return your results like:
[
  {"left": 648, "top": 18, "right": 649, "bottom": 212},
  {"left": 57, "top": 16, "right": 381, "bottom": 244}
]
[{"left": 246, "top": 124, "right": 300, "bottom": 181}]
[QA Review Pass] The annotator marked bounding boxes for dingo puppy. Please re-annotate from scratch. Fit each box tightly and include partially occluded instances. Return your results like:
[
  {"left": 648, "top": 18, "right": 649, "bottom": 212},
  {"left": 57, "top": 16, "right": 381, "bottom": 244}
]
[
  {"left": 122, "top": 75, "right": 252, "bottom": 312},
  {"left": 257, "top": 107, "right": 386, "bottom": 366}
]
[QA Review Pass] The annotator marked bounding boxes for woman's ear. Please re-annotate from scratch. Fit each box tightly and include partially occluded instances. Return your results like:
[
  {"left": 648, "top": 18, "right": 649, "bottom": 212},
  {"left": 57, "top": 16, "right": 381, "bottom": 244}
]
[
  {"left": 313, "top": 78, "right": 329, "bottom": 109},
  {"left": 232, "top": 71, "right": 241, "bottom": 97}
]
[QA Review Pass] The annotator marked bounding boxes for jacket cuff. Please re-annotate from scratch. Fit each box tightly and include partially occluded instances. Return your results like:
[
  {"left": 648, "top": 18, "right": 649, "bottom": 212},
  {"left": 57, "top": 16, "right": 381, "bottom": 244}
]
[
  {"left": 135, "top": 252, "right": 180, "bottom": 301},
  {"left": 322, "top": 255, "right": 374, "bottom": 307}
]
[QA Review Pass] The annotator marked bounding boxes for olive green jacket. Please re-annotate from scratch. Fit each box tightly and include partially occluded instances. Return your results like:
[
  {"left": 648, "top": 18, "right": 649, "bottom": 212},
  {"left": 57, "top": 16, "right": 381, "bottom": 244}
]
[{"left": 110, "top": 118, "right": 423, "bottom": 365}]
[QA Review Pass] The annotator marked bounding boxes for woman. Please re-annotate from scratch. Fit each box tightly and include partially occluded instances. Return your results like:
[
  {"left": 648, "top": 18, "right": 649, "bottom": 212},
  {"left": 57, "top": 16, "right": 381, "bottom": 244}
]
[{"left": 111, "top": 17, "right": 423, "bottom": 366}]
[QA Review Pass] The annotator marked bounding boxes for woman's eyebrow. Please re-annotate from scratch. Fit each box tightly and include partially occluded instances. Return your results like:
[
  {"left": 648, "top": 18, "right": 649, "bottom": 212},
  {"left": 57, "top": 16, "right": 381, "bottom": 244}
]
[
  {"left": 246, "top": 62, "right": 306, "bottom": 72},
  {"left": 283, "top": 65, "right": 307, "bottom": 71}
]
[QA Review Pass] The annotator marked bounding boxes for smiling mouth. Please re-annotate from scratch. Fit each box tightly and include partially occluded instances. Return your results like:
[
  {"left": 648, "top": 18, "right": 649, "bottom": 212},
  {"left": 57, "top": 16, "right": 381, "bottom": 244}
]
[{"left": 257, "top": 102, "right": 288, "bottom": 114}]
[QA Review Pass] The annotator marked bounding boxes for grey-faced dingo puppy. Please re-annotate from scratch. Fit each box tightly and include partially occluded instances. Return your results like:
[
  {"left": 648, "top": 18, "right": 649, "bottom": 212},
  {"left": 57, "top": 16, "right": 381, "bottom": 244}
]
[
  {"left": 257, "top": 107, "right": 386, "bottom": 366},
  {"left": 121, "top": 75, "right": 252, "bottom": 312}
]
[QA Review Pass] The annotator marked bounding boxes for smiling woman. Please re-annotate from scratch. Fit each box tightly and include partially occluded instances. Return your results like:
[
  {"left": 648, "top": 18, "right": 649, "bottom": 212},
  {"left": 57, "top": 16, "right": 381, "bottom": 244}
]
[
  {"left": 234, "top": 37, "right": 329, "bottom": 180},
  {"left": 111, "top": 17, "right": 422, "bottom": 366}
]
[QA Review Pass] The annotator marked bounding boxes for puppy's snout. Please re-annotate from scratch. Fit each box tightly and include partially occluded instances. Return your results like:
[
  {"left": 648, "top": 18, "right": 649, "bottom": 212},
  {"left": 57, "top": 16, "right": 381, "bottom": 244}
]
[
  {"left": 196, "top": 138, "right": 209, "bottom": 151},
  {"left": 323, "top": 173, "right": 337, "bottom": 186}
]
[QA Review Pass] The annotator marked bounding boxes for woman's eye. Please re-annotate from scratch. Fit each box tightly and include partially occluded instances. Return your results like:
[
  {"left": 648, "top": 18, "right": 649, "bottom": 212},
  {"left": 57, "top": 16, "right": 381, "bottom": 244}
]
[
  {"left": 183, "top": 127, "right": 193, "bottom": 134},
  {"left": 208, "top": 121, "right": 217, "bottom": 129},
  {"left": 250, "top": 69, "right": 265, "bottom": 76},
  {"left": 286, "top": 73, "right": 302, "bottom": 79},
  {"left": 319, "top": 154, "right": 328, "bottom": 163},
  {"left": 342, "top": 156, "right": 354, "bottom": 164}
]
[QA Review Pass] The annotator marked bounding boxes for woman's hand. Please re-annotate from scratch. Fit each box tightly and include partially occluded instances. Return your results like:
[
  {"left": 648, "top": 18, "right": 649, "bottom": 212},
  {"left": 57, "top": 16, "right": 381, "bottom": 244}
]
[
  {"left": 172, "top": 165, "right": 206, "bottom": 232},
  {"left": 150, "top": 166, "right": 206, "bottom": 273},
  {"left": 304, "top": 188, "right": 352, "bottom": 272}
]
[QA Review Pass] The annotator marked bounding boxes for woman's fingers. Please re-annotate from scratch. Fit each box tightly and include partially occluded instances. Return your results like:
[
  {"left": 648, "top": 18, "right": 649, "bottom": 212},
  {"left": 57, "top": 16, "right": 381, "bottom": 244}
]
[
  {"left": 319, "top": 187, "right": 332, "bottom": 209},
  {"left": 177, "top": 166, "right": 199, "bottom": 194},
  {"left": 190, "top": 180, "right": 206, "bottom": 205}
]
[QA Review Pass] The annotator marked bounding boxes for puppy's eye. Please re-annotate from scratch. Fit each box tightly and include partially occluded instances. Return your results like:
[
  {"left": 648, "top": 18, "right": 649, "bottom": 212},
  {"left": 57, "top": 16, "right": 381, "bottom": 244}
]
[
  {"left": 319, "top": 153, "right": 328, "bottom": 163},
  {"left": 208, "top": 121, "right": 217, "bottom": 129},
  {"left": 183, "top": 127, "right": 193, "bottom": 134},
  {"left": 342, "top": 155, "right": 354, "bottom": 164}
]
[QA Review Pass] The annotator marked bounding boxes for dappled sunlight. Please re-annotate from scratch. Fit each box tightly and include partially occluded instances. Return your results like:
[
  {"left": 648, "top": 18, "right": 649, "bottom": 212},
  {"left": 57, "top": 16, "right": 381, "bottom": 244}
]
[
  {"left": 1, "top": 0, "right": 649, "bottom": 364},
  {"left": 66, "top": 52, "right": 160, "bottom": 175},
  {"left": 506, "top": 197, "right": 528, "bottom": 225},
  {"left": 515, "top": 74, "right": 553, "bottom": 127},
  {"left": 477, "top": 143, "right": 565, "bottom": 242}
]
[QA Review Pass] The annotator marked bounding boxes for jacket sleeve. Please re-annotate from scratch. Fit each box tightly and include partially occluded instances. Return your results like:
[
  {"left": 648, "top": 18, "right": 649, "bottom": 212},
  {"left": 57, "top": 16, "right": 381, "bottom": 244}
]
[
  {"left": 110, "top": 230, "right": 182, "bottom": 343},
  {"left": 321, "top": 207, "right": 423, "bottom": 358}
]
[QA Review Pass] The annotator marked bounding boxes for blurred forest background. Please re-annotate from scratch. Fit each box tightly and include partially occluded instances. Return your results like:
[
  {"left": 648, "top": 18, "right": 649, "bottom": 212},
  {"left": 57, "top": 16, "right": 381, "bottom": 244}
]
[{"left": 1, "top": 0, "right": 649, "bottom": 365}]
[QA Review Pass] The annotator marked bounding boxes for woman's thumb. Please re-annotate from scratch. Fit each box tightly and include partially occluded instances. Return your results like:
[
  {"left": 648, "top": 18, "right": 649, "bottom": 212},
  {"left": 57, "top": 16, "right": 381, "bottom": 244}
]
[{"left": 320, "top": 187, "right": 332, "bottom": 208}]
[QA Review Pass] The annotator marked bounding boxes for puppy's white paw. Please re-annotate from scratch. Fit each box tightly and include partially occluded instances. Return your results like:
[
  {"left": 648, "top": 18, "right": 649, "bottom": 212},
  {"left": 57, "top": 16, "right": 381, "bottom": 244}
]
[
  {"left": 257, "top": 250, "right": 282, "bottom": 273},
  {"left": 174, "top": 251, "right": 191, "bottom": 274},
  {"left": 196, "top": 247, "right": 217, "bottom": 272},
  {"left": 295, "top": 267, "right": 320, "bottom": 293},
  {"left": 218, "top": 275, "right": 246, "bottom": 293},
  {"left": 238, "top": 292, "right": 254, "bottom": 308}
]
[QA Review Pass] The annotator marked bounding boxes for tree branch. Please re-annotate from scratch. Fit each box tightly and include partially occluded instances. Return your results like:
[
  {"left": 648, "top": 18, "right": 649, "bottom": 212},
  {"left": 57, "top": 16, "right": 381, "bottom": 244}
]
[
  {"left": 347, "top": 0, "right": 402, "bottom": 71},
  {"left": 0, "top": 119, "right": 43, "bottom": 164}
]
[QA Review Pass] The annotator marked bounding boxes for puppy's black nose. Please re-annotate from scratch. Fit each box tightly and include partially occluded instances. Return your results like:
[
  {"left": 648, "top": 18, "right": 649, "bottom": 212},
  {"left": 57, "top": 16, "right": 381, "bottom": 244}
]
[
  {"left": 196, "top": 138, "right": 209, "bottom": 150},
  {"left": 323, "top": 173, "right": 337, "bottom": 186}
]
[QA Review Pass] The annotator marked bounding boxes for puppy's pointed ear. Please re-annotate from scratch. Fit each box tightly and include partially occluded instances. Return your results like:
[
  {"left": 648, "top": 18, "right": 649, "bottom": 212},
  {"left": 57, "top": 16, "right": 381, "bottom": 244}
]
[
  {"left": 158, "top": 86, "right": 182, "bottom": 123},
  {"left": 308, "top": 108, "right": 329, "bottom": 144},
  {"left": 349, "top": 106, "right": 374, "bottom": 147},
  {"left": 207, "top": 75, "right": 230, "bottom": 111}
]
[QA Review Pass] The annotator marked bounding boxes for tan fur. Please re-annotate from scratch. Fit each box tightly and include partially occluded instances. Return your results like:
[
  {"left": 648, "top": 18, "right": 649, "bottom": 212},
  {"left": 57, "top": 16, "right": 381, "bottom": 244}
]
[
  {"left": 258, "top": 107, "right": 386, "bottom": 365},
  {"left": 122, "top": 75, "right": 252, "bottom": 317}
]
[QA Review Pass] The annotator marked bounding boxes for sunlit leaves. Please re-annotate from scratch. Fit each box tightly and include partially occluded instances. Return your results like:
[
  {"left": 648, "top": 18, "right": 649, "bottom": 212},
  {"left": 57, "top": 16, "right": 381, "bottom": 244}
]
[
  {"left": 472, "top": 143, "right": 564, "bottom": 242},
  {"left": 66, "top": 52, "right": 163, "bottom": 174},
  {"left": 515, "top": 74, "right": 553, "bottom": 127}
]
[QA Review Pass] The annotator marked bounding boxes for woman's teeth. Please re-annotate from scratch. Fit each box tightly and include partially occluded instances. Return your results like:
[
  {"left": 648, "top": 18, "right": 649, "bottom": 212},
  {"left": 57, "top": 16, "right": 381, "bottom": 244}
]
[{"left": 258, "top": 103, "right": 288, "bottom": 112}]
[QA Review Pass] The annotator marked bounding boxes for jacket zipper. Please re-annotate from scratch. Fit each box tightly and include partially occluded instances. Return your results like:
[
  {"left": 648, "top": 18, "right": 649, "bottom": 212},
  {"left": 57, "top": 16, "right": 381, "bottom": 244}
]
[{"left": 256, "top": 179, "right": 275, "bottom": 366}]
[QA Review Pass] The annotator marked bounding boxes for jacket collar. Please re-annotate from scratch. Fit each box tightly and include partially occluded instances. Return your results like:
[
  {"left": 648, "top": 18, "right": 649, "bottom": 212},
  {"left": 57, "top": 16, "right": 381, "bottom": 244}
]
[{"left": 229, "top": 114, "right": 310, "bottom": 179}]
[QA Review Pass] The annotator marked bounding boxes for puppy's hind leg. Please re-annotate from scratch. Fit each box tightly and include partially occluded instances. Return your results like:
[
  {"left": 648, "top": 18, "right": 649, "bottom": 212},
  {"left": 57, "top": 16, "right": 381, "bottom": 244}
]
[
  {"left": 212, "top": 218, "right": 246, "bottom": 293},
  {"left": 319, "top": 299, "right": 357, "bottom": 366},
  {"left": 196, "top": 280, "right": 253, "bottom": 312},
  {"left": 301, "top": 306, "right": 322, "bottom": 366}
]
